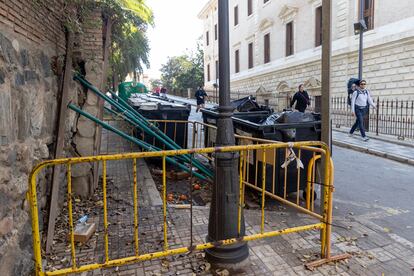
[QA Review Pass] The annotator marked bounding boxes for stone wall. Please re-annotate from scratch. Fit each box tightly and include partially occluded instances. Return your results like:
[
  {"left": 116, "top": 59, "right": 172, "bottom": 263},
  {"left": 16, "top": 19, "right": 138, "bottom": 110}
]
[
  {"left": 0, "top": 2, "right": 104, "bottom": 275},
  {"left": 0, "top": 28, "right": 66, "bottom": 276}
]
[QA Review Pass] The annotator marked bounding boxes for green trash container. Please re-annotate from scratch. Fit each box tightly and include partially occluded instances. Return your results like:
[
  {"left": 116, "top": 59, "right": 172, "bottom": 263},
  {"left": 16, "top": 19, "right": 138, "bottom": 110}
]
[{"left": 118, "top": 81, "right": 148, "bottom": 102}]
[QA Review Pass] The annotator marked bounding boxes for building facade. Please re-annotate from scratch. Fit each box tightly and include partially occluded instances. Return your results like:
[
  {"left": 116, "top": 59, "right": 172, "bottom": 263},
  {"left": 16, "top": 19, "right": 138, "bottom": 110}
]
[{"left": 198, "top": 0, "right": 414, "bottom": 110}]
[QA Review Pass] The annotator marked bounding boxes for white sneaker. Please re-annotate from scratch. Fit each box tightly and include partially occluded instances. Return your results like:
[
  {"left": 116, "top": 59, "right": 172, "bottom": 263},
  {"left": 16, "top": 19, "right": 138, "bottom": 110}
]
[
  {"left": 363, "top": 137, "right": 369, "bottom": 141},
  {"left": 348, "top": 133, "right": 353, "bottom": 137}
]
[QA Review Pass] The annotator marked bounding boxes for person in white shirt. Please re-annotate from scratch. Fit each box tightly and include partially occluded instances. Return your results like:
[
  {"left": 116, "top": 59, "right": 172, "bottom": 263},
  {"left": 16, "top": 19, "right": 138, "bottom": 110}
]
[{"left": 349, "top": 80, "right": 376, "bottom": 141}]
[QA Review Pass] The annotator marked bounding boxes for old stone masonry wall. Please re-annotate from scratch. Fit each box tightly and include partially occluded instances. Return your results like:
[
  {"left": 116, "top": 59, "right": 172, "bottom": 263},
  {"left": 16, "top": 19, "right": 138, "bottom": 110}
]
[
  {"left": 0, "top": 27, "right": 65, "bottom": 276},
  {"left": 0, "top": 1, "right": 104, "bottom": 275}
]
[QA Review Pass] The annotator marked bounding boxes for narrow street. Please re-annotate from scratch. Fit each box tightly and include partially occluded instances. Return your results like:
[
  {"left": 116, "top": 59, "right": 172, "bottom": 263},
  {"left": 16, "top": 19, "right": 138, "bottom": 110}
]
[{"left": 333, "top": 146, "right": 414, "bottom": 244}]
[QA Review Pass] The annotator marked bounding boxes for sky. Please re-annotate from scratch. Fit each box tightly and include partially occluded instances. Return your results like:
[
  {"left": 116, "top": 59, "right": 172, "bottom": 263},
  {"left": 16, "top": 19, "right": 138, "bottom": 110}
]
[{"left": 145, "top": 0, "right": 208, "bottom": 80}]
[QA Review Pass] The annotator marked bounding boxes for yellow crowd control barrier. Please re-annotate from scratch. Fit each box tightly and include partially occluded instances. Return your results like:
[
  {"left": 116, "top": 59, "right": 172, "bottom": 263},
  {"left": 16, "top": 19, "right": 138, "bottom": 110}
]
[{"left": 28, "top": 141, "right": 349, "bottom": 276}]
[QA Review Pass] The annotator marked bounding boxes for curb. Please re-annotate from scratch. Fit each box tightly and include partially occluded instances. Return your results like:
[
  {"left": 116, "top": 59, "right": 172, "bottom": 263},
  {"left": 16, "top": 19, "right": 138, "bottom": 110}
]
[
  {"left": 333, "top": 140, "right": 414, "bottom": 166},
  {"left": 138, "top": 159, "right": 163, "bottom": 207},
  {"left": 334, "top": 128, "right": 414, "bottom": 148}
]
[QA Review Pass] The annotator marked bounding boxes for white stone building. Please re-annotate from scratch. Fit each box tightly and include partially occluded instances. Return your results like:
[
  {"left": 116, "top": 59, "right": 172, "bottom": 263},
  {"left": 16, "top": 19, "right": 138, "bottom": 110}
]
[{"left": 198, "top": 0, "right": 414, "bottom": 110}]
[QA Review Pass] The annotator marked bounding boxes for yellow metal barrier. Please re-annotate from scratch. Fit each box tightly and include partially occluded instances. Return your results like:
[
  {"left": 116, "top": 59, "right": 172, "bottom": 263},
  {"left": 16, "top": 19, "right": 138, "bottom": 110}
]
[{"left": 29, "top": 139, "right": 348, "bottom": 275}]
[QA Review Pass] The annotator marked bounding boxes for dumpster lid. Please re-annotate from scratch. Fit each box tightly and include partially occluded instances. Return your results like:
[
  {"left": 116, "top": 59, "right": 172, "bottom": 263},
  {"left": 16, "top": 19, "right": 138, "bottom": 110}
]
[
  {"left": 139, "top": 102, "right": 159, "bottom": 110},
  {"left": 130, "top": 94, "right": 189, "bottom": 109}
]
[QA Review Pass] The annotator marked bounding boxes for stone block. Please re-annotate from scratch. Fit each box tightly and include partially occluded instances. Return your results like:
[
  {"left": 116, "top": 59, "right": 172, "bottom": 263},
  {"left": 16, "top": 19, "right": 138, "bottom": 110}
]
[
  {"left": 34, "top": 143, "right": 49, "bottom": 159},
  {"left": 83, "top": 104, "right": 99, "bottom": 118},
  {"left": 24, "top": 70, "right": 39, "bottom": 82},
  {"left": 0, "top": 32, "right": 17, "bottom": 64},
  {"left": 0, "top": 216, "right": 13, "bottom": 236},
  {"left": 0, "top": 69, "right": 5, "bottom": 84},
  {"left": 72, "top": 175, "right": 92, "bottom": 197},
  {"left": 0, "top": 167, "right": 12, "bottom": 184},
  {"left": 39, "top": 52, "right": 51, "bottom": 77},
  {"left": 74, "top": 135, "right": 94, "bottom": 156},
  {"left": 15, "top": 72, "right": 25, "bottom": 86},
  {"left": 77, "top": 118, "right": 96, "bottom": 138},
  {"left": 72, "top": 163, "right": 92, "bottom": 178},
  {"left": 86, "top": 91, "right": 99, "bottom": 106},
  {"left": 19, "top": 49, "right": 29, "bottom": 67}
]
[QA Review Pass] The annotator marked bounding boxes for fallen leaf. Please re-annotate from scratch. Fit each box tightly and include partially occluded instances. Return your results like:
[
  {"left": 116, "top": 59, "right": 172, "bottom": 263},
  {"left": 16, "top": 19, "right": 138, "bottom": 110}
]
[
  {"left": 161, "top": 259, "right": 170, "bottom": 268},
  {"left": 215, "top": 268, "right": 229, "bottom": 276}
]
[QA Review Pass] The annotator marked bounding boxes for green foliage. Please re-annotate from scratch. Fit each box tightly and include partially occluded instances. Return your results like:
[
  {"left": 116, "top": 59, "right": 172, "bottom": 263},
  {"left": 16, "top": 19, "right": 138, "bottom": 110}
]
[
  {"left": 149, "top": 79, "right": 162, "bottom": 90},
  {"left": 160, "top": 40, "right": 204, "bottom": 92},
  {"left": 111, "top": 22, "right": 151, "bottom": 82},
  {"left": 101, "top": 0, "right": 153, "bottom": 83}
]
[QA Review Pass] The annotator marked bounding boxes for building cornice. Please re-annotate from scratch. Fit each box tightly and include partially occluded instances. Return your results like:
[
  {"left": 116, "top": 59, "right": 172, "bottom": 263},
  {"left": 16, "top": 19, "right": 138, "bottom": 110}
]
[
  {"left": 308, "top": 0, "right": 322, "bottom": 5},
  {"left": 259, "top": 18, "right": 274, "bottom": 32},
  {"left": 278, "top": 5, "right": 299, "bottom": 24},
  {"left": 198, "top": 0, "right": 217, "bottom": 19}
]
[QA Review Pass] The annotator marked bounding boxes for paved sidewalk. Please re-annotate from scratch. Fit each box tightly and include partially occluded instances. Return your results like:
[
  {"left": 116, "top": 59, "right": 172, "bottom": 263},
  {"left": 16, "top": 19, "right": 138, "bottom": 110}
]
[
  {"left": 167, "top": 95, "right": 414, "bottom": 165},
  {"left": 333, "top": 130, "right": 414, "bottom": 166}
]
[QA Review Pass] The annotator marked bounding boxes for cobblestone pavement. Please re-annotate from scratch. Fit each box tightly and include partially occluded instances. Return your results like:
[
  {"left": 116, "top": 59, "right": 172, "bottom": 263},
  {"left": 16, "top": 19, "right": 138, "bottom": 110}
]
[{"left": 47, "top": 120, "right": 414, "bottom": 276}]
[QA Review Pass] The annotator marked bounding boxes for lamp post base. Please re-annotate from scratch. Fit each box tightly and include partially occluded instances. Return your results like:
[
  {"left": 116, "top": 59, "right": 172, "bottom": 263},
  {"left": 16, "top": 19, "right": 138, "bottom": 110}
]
[
  {"left": 205, "top": 238, "right": 249, "bottom": 264},
  {"left": 206, "top": 109, "right": 249, "bottom": 264}
]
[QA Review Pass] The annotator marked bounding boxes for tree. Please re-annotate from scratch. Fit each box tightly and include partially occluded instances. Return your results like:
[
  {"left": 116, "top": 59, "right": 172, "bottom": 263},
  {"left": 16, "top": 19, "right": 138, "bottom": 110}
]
[
  {"left": 150, "top": 79, "right": 162, "bottom": 90},
  {"left": 102, "top": 0, "right": 153, "bottom": 89},
  {"left": 160, "top": 40, "right": 204, "bottom": 92},
  {"left": 110, "top": 21, "right": 151, "bottom": 87}
]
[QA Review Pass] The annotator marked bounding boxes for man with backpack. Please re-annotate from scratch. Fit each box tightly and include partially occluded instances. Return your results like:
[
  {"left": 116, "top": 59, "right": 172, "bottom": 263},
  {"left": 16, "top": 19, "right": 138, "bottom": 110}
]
[{"left": 349, "top": 80, "right": 376, "bottom": 141}]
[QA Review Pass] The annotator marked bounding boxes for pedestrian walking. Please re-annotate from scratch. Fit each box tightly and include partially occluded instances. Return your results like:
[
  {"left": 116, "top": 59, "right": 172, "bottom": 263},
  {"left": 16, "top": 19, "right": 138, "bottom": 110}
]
[
  {"left": 195, "top": 86, "right": 209, "bottom": 112},
  {"left": 349, "top": 80, "right": 376, "bottom": 141},
  {"left": 160, "top": 87, "right": 167, "bottom": 98},
  {"left": 348, "top": 83, "right": 357, "bottom": 106},
  {"left": 290, "top": 84, "right": 310, "bottom": 112}
]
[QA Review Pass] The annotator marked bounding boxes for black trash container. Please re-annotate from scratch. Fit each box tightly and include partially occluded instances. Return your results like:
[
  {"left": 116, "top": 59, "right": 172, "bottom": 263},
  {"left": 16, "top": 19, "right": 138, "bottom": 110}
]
[
  {"left": 201, "top": 108, "right": 321, "bottom": 197},
  {"left": 232, "top": 111, "right": 321, "bottom": 197},
  {"left": 130, "top": 100, "right": 191, "bottom": 149},
  {"left": 201, "top": 108, "right": 273, "bottom": 148}
]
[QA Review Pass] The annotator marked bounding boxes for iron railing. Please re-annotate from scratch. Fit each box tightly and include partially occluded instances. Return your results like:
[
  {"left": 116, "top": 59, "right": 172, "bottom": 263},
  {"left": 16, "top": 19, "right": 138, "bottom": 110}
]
[{"left": 331, "top": 97, "right": 414, "bottom": 140}]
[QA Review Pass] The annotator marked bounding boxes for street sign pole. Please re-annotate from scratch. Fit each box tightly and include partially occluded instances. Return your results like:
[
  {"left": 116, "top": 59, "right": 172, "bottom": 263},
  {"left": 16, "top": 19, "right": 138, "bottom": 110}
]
[{"left": 205, "top": 0, "right": 249, "bottom": 263}]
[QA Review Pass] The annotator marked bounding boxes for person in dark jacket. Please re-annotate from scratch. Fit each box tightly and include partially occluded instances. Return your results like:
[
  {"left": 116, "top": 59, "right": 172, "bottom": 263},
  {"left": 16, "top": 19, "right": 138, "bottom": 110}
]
[
  {"left": 290, "top": 84, "right": 310, "bottom": 112},
  {"left": 195, "top": 86, "right": 209, "bottom": 112}
]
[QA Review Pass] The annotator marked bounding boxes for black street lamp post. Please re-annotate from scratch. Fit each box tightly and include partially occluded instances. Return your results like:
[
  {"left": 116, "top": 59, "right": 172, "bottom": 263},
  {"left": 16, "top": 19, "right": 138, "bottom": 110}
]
[
  {"left": 358, "top": 0, "right": 366, "bottom": 80},
  {"left": 354, "top": 1, "right": 369, "bottom": 128},
  {"left": 205, "top": 0, "right": 249, "bottom": 263}
]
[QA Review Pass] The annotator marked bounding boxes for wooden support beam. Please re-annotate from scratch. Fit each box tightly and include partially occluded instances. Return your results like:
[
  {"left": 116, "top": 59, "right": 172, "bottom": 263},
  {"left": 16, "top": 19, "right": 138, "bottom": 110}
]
[
  {"left": 305, "top": 253, "right": 352, "bottom": 271},
  {"left": 46, "top": 30, "right": 74, "bottom": 253},
  {"left": 92, "top": 16, "right": 112, "bottom": 191}
]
